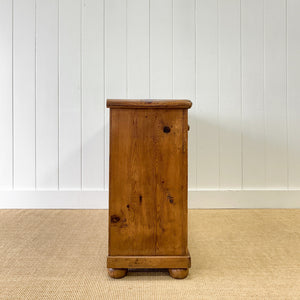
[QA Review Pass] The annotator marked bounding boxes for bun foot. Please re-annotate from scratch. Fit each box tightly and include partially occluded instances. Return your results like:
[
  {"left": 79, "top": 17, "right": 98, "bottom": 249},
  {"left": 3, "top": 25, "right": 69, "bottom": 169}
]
[
  {"left": 168, "top": 268, "right": 189, "bottom": 279},
  {"left": 108, "top": 268, "right": 128, "bottom": 279}
]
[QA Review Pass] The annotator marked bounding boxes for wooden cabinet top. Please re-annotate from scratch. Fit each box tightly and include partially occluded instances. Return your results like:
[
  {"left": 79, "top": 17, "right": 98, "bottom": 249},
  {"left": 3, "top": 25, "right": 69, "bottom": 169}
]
[{"left": 106, "top": 99, "right": 192, "bottom": 109}]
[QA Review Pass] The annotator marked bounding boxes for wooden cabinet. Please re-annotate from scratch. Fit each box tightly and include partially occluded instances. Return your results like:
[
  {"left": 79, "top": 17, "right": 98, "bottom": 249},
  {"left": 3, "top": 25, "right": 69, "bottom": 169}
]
[{"left": 106, "top": 99, "right": 192, "bottom": 279}]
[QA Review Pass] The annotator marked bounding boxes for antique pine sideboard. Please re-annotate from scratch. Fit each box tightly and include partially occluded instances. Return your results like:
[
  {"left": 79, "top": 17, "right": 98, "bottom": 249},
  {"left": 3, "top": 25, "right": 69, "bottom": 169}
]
[{"left": 106, "top": 99, "right": 192, "bottom": 279}]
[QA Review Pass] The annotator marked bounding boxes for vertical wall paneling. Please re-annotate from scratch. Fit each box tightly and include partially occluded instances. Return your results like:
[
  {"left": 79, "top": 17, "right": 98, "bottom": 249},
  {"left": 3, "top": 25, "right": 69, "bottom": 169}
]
[
  {"left": 196, "top": 0, "right": 219, "bottom": 188},
  {"left": 82, "top": 0, "right": 105, "bottom": 189},
  {"left": 150, "top": 0, "right": 173, "bottom": 98},
  {"left": 59, "top": 0, "right": 82, "bottom": 189},
  {"left": 105, "top": 0, "right": 127, "bottom": 188},
  {"left": 36, "top": 0, "right": 59, "bottom": 190},
  {"left": 127, "top": 0, "right": 150, "bottom": 98},
  {"left": 264, "top": 0, "right": 288, "bottom": 188},
  {"left": 2, "top": 0, "right": 300, "bottom": 198},
  {"left": 241, "top": 0, "right": 265, "bottom": 188},
  {"left": 173, "top": 0, "right": 196, "bottom": 188},
  {"left": 0, "top": 0, "right": 13, "bottom": 189},
  {"left": 287, "top": 0, "right": 300, "bottom": 188},
  {"left": 219, "top": 0, "right": 242, "bottom": 188},
  {"left": 13, "top": 0, "right": 36, "bottom": 189}
]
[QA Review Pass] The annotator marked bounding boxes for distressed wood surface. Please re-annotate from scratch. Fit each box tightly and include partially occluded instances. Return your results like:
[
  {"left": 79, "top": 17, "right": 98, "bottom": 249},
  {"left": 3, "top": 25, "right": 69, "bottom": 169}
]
[
  {"left": 155, "top": 109, "right": 188, "bottom": 255},
  {"left": 108, "top": 103, "right": 190, "bottom": 262},
  {"left": 107, "top": 254, "right": 191, "bottom": 269},
  {"left": 109, "top": 108, "right": 157, "bottom": 256},
  {"left": 106, "top": 99, "right": 192, "bottom": 109}
]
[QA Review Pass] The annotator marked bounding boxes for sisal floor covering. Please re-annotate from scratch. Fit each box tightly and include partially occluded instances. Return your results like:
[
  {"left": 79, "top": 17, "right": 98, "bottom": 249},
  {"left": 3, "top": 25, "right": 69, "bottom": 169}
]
[{"left": 0, "top": 209, "right": 299, "bottom": 299}]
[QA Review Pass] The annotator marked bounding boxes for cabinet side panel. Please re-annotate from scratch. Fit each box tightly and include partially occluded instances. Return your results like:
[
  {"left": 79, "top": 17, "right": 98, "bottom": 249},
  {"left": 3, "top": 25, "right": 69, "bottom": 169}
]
[
  {"left": 109, "top": 109, "right": 157, "bottom": 255},
  {"left": 155, "top": 109, "right": 188, "bottom": 255}
]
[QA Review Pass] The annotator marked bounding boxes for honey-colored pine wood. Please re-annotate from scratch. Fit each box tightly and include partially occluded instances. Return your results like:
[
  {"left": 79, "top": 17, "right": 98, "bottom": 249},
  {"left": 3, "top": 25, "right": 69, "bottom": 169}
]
[
  {"left": 107, "top": 99, "right": 192, "bottom": 109},
  {"left": 107, "top": 253, "right": 191, "bottom": 269},
  {"left": 107, "top": 268, "right": 128, "bottom": 279},
  {"left": 107, "top": 99, "right": 192, "bottom": 279},
  {"left": 168, "top": 268, "right": 189, "bottom": 279}
]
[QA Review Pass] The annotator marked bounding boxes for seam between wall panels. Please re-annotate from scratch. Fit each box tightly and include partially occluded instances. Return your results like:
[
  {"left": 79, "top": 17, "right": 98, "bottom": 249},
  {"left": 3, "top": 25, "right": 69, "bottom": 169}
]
[
  {"left": 80, "top": 0, "right": 83, "bottom": 190},
  {"left": 34, "top": 0, "right": 37, "bottom": 189},
  {"left": 57, "top": 0, "right": 60, "bottom": 190},
  {"left": 12, "top": 0, "right": 15, "bottom": 189},
  {"left": 217, "top": 0, "right": 221, "bottom": 189},
  {"left": 240, "top": 0, "right": 243, "bottom": 189}
]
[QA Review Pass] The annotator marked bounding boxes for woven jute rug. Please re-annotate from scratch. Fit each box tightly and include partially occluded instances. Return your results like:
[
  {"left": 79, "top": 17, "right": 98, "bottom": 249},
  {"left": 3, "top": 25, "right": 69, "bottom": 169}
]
[{"left": 0, "top": 209, "right": 299, "bottom": 299}]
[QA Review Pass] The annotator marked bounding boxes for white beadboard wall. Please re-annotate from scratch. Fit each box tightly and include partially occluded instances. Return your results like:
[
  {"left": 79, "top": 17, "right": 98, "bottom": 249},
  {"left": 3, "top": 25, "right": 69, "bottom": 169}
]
[{"left": 0, "top": 0, "right": 300, "bottom": 208}]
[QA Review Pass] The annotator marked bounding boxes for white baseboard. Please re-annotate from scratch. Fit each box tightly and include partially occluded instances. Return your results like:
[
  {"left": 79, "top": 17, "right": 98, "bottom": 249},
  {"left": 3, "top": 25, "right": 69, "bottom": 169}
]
[
  {"left": 0, "top": 190, "right": 299, "bottom": 209},
  {"left": 188, "top": 190, "right": 300, "bottom": 208},
  {"left": 0, "top": 191, "right": 109, "bottom": 209}
]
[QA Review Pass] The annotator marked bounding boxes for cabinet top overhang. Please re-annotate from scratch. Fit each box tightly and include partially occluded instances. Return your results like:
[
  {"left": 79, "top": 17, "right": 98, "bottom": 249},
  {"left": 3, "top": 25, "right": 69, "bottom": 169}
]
[{"left": 106, "top": 99, "right": 192, "bottom": 109}]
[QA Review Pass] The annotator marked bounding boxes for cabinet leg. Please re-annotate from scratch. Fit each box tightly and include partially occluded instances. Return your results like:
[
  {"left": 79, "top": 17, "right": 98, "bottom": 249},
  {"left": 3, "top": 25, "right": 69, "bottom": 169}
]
[
  {"left": 107, "top": 268, "right": 128, "bottom": 279},
  {"left": 168, "top": 268, "right": 189, "bottom": 279}
]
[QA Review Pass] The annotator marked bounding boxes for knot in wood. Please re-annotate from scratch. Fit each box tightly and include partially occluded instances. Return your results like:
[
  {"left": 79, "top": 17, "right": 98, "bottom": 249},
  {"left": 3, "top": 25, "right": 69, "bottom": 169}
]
[
  {"left": 111, "top": 215, "right": 121, "bottom": 223},
  {"left": 163, "top": 126, "right": 171, "bottom": 133}
]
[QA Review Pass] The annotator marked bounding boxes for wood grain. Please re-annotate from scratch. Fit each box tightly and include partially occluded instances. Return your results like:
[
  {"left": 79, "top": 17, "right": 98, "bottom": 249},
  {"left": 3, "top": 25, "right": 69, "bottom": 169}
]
[
  {"left": 107, "top": 254, "right": 191, "bottom": 269},
  {"left": 108, "top": 101, "right": 191, "bottom": 266},
  {"left": 155, "top": 109, "right": 188, "bottom": 255},
  {"left": 109, "top": 108, "right": 157, "bottom": 256},
  {"left": 107, "top": 99, "right": 192, "bottom": 109}
]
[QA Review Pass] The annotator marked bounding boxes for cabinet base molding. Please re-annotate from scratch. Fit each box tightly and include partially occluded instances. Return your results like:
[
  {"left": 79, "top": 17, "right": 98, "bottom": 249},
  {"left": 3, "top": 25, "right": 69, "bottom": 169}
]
[
  {"left": 107, "top": 251, "right": 191, "bottom": 279},
  {"left": 107, "top": 251, "right": 191, "bottom": 270}
]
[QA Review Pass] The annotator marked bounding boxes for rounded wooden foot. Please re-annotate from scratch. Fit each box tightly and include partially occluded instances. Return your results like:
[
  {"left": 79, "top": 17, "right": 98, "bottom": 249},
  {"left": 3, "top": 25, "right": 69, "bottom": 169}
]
[
  {"left": 108, "top": 268, "right": 128, "bottom": 279},
  {"left": 168, "top": 268, "right": 189, "bottom": 279}
]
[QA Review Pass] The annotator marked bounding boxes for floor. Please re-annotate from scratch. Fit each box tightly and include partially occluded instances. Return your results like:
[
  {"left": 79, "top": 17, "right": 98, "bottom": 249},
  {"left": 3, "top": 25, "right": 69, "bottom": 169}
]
[{"left": 0, "top": 209, "right": 299, "bottom": 299}]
